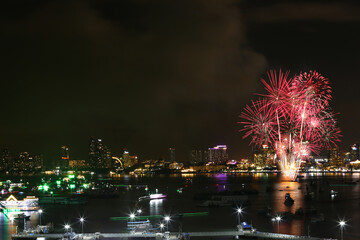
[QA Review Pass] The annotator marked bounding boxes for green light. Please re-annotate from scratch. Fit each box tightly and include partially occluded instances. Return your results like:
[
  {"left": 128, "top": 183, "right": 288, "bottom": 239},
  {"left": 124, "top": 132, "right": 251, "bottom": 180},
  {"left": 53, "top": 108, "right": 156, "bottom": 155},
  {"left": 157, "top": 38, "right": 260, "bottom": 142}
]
[
  {"left": 38, "top": 185, "right": 43, "bottom": 190},
  {"left": 69, "top": 184, "right": 76, "bottom": 189},
  {"left": 56, "top": 180, "right": 61, "bottom": 185},
  {"left": 83, "top": 184, "right": 88, "bottom": 189},
  {"left": 111, "top": 215, "right": 163, "bottom": 221},
  {"left": 182, "top": 212, "right": 208, "bottom": 217},
  {"left": 68, "top": 175, "right": 75, "bottom": 179},
  {"left": 43, "top": 185, "right": 49, "bottom": 191},
  {"left": 4, "top": 208, "right": 20, "bottom": 214}
]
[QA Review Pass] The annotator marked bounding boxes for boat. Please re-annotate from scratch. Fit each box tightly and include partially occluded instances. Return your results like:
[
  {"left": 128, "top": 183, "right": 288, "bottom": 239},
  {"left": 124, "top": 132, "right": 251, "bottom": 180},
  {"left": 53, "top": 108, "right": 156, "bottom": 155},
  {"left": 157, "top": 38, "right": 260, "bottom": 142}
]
[
  {"left": 0, "top": 195, "right": 39, "bottom": 211},
  {"left": 23, "top": 223, "right": 54, "bottom": 234},
  {"left": 62, "top": 231, "right": 77, "bottom": 240},
  {"left": 284, "top": 193, "right": 294, "bottom": 206},
  {"left": 330, "top": 190, "right": 338, "bottom": 195},
  {"left": 14, "top": 213, "right": 30, "bottom": 221},
  {"left": 128, "top": 220, "right": 152, "bottom": 232},
  {"left": 139, "top": 193, "right": 166, "bottom": 201},
  {"left": 311, "top": 213, "right": 325, "bottom": 223},
  {"left": 295, "top": 207, "right": 304, "bottom": 216}
]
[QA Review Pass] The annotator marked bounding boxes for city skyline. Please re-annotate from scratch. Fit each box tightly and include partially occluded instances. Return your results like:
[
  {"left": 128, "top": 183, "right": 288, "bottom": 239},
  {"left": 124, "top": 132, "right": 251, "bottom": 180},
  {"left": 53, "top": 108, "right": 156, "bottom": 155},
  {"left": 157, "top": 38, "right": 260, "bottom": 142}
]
[{"left": 0, "top": 1, "right": 359, "bottom": 163}]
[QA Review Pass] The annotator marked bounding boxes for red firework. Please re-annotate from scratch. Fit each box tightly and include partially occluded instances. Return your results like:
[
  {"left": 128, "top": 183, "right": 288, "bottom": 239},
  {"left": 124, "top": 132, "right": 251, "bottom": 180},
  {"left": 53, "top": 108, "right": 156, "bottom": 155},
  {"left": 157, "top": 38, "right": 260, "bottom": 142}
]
[
  {"left": 239, "top": 69, "right": 341, "bottom": 158},
  {"left": 239, "top": 99, "right": 278, "bottom": 147}
]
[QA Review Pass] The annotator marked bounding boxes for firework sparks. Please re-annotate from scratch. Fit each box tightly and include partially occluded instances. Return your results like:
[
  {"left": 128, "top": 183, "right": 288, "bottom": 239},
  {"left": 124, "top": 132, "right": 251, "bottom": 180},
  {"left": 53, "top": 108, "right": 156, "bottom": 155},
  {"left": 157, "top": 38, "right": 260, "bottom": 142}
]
[{"left": 239, "top": 70, "right": 341, "bottom": 180}]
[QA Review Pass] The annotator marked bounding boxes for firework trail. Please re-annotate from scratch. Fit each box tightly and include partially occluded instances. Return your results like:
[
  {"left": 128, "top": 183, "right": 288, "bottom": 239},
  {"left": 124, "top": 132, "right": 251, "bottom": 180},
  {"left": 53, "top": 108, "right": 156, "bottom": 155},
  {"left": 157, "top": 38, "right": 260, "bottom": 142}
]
[{"left": 239, "top": 70, "right": 341, "bottom": 180}]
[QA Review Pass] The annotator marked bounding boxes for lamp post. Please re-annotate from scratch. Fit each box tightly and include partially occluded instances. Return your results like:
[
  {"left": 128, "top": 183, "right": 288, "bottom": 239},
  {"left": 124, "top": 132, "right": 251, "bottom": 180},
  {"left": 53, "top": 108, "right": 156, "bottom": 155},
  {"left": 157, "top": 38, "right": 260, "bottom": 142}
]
[
  {"left": 339, "top": 220, "right": 346, "bottom": 240},
  {"left": 271, "top": 218, "right": 275, "bottom": 232},
  {"left": 275, "top": 216, "right": 281, "bottom": 233},
  {"left": 160, "top": 223, "right": 164, "bottom": 233},
  {"left": 80, "top": 217, "right": 85, "bottom": 234},
  {"left": 65, "top": 224, "right": 70, "bottom": 233},
  {"left": 236, "top": 208, "right": 243, "bottom": 225},
  {"left": 164, "top": 216, "right": 170, "bottom": 231},
  {"left": 38, "top": 209, "right": 43, "bottom": 225}
]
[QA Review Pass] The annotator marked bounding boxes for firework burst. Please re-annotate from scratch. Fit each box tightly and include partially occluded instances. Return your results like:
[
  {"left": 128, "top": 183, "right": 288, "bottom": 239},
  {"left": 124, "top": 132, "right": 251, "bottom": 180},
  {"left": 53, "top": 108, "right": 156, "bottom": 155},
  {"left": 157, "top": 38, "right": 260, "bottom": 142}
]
[{"left": 239, "top": 70, "right": 341, "bottom": 180}]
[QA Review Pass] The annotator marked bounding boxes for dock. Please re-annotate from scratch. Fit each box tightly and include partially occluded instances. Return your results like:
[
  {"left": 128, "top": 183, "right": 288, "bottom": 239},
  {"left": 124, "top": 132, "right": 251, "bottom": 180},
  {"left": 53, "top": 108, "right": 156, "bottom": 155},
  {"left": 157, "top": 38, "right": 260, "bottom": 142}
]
[{"left": 12, "top": 230, "right": 336, "bottom": 239}]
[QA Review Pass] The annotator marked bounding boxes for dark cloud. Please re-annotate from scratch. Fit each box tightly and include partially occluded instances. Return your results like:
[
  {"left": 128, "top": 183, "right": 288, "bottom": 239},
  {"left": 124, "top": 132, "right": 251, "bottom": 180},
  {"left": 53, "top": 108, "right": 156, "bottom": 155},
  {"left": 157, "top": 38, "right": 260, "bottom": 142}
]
[
  {"left": 1, "top": 0, "right": 358, "bottom": 164},
  {"left": 0, "top": 0, "right": 266, "bottom": 162},
  {"left": 242, "top": 2, "right": 360, "bottom": 23}
]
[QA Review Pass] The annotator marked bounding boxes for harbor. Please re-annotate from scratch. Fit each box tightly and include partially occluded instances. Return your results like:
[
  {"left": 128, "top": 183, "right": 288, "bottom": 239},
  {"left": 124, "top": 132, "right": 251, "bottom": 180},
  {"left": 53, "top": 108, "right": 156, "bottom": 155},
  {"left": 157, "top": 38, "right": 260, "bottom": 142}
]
[
  {"left": 1, "top": 173, "right": 358, "bottom": 239},
  {"left": 11, "top": 229, "right": 336, "bottom": 240}
]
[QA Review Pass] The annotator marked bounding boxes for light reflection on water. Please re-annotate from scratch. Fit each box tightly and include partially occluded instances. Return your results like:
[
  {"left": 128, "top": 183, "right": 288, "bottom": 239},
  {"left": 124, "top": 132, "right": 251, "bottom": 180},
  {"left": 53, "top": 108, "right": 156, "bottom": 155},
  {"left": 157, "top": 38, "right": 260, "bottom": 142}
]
[
  {"left": 0, "top": 173, "right": 359, "bottom": 239},
  {"left": 149, "top": 199, "right": 163, "bottom": 216}
]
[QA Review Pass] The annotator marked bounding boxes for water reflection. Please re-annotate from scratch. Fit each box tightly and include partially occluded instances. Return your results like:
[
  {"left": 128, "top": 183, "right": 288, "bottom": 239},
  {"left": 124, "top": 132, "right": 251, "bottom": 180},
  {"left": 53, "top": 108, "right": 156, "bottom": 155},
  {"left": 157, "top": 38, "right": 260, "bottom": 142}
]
[
  {"left": 271, "top": 177, "right": 304, "bottom": 236},
  {"left": 149, "top": 199, "right": 163, "bottom": 216},
  {"left": 1, "top": 173, "right": 360, "bottom": 239}
]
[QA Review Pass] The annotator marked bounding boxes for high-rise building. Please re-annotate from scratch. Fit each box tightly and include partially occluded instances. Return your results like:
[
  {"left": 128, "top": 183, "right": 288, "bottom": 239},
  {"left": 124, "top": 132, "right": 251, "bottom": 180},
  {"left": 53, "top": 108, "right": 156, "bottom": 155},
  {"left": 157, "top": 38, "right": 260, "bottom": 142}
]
[
  {"left": 190, "top": 150, "right": 203, "bottom": 164},
  {"left": 60, "top": 146, "right": 70, "bottom": 169},
  {"left": 88, "top": 137, "right": 112, "bottom": 169},
  {"left": 12, "top": 152, "right": 43, "bottom": 171},
  {"left": 61, "top": 146, "right": 70, "bottom": 160},
  {"left": 169, "top": 148, "right": 175, "bottom": 163},
  {"left": 208, "top": 145, "right": 228, "bottom": 164},
  {"left": 349, "top": 144, "right": 359, "bottom": 161},
  {"left": 122, "top": 150, "right": 138, "bottom": 168},
  {"left": 328, "top": 147, "right": 343, "bottom": 167},
  {"left": 1, "top": 148, "right": 10, "bottom": 171}
]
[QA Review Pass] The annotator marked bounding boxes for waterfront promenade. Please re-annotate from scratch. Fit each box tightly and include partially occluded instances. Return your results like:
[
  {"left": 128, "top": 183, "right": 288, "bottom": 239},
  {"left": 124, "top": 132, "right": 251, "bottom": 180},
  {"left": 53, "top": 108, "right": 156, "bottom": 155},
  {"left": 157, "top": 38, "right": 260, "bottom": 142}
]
[{"left": 11, "top": 230, "right": 336, "bottom": 239}]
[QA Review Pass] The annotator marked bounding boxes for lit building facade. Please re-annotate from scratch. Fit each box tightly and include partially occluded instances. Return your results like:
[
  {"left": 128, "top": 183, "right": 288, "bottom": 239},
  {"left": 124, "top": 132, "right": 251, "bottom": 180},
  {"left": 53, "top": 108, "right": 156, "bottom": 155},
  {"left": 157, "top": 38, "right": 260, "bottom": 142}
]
[
  {"left": 1, "top": 148, "right": 10, "bottom": 171},
  {"left": 169, "top": 147, "right": 175, "bottom": 163},
  {"left": 328, "top": 147, "right": 343, "bottom": 167},
  {"left": 60, "top": 145, "right": 70, "bottom": 168},
  {"left": 122, "top": 150, "right": 138, "bottom": 168},
  {"left": 208, "top": 145, "right": 228, "bottom": 164},
  {"left": 88, "top": 137, "right": 112, "bottom": 169},
  {"left": 253, "top": 145, "right": 276, "bottom": 168},
  {"left": 190, "top": 150, "right": 203, "bottom": 164}
]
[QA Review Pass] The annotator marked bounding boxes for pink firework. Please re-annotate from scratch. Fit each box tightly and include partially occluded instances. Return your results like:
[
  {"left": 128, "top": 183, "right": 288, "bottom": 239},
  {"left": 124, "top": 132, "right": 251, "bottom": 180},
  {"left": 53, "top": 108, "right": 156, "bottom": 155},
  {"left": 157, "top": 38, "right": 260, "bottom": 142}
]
[
  {"left": 239, "top": 70, "right": 341, "bottom": 179},
  {"left": 239, "top": 99, "right": 278, "bottom": 147}
]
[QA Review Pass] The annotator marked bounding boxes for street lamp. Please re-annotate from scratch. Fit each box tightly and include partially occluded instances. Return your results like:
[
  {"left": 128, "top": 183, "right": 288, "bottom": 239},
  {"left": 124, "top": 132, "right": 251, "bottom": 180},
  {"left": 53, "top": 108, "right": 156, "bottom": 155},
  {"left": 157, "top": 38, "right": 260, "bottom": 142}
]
[
  {"left": 271, "top": 218, "right": 276, "bottom": 232},
  {"left": 236, "top": 208, "right": 243, "bottom": 225},
  {"left": 129, "top": 213, "right": 136, "bottom": 221},
  {"left": 80, "top": 217, "right": 85, "bottom": 234},
  {"left": 275, "top": 216, "right": 282, "bottom": 233},
  {"left": 339, "top": 220, "right": 346, "bottom": 240},
  {"left": 38, "top": 209, "right": 43, "bottom": 225},
  {"left": 164, "top": 216, "right": 170, "bottom": 231},
  {"left": 160, "top": 223, "right": 165, "bottom": 233},
  {"left": 137, "top": 209, "right": 142, "bottom": 215},
  {"left": 64, "top": 224, "right": 70, "bottom": 233}
]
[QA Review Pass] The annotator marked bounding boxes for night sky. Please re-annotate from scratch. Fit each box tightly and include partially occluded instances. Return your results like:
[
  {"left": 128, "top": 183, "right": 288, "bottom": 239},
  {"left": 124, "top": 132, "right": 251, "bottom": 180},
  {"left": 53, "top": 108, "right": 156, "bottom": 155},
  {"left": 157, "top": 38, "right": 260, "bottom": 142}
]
[{"left": 0, "top": 0, "right": 359, "bottom": 163}]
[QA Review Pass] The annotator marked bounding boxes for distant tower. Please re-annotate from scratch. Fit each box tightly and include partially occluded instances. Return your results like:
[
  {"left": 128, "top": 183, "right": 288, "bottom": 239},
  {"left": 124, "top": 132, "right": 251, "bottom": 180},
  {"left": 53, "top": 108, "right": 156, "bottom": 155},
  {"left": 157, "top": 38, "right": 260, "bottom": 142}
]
[
  {"left": 1, "top": 148, "right": 10, "bottom": 171},
  {"left": 328, "top": 147, "right": 343, "bottom": 167},
  {"left": 169, "top": 147, "right": 175, "bottom": 163},
  {"left": 61, "top": 146, "right": 70, "bottom": 169},
  {"left": 123, "top": 150, "right": 131, "bottom": 168},
  {"left": 89, "top": 137, "right": 97, "bottom": 169},
  {"left": 61, "top": 146, "right": 70, "bottom": 160},
  {"left": 350, "top": 144, "right": 359, "bottom": 161},
  {"left": 88, "top": 137, "right": 111, "bottom": 169},
  {"left": 190, "top": 150, "right": 203, "bottom": 164}
]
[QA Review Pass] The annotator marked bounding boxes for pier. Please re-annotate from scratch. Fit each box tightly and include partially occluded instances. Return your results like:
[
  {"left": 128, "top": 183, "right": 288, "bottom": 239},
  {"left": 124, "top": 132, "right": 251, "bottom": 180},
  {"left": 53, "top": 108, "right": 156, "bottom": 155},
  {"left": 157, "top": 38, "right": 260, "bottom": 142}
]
[{"left": 11, "top": 230, "right": 336, "bottom": 239}]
